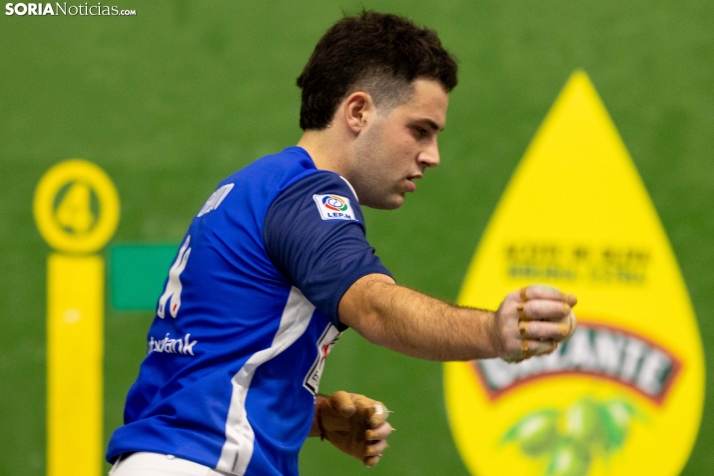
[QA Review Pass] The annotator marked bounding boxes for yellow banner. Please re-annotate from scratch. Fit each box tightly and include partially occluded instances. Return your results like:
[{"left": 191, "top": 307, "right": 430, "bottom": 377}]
[{"left": 445, "top": 71, "right": 704, "bottom": 476}]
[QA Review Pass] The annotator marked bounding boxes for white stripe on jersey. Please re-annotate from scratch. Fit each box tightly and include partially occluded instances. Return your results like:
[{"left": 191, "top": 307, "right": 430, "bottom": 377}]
[
  {"left": 216, "top": 287, "right": 315, "bottom": 475},
  {"left": 339, "top": 176, "right": 359, "bottom": 201}
]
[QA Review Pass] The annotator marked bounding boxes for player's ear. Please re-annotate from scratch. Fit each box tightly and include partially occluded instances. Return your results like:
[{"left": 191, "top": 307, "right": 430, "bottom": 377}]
[{"left": 343, "top": 91, "right": 374, "bottom": 135}]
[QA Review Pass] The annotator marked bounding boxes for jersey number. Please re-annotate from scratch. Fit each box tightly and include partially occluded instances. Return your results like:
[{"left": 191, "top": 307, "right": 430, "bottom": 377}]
[{"left": 157, "top": 235, "right": 192, "bottom": 319}]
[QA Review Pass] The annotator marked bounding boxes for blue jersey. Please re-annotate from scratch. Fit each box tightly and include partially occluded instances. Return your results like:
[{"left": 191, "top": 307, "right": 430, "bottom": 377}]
[{"left": 106, "top": 146, "right": 391, "bottom": 475}]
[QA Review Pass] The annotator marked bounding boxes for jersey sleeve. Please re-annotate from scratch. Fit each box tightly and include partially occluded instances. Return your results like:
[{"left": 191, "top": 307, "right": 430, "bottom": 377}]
[{"left": 263, "top": 172, "right": 392, "bottom": 330}]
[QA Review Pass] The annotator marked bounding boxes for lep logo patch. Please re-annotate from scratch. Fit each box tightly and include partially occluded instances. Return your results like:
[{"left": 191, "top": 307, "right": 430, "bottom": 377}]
[{"left": 313, "top": 194, "right": 356, "bottom": 221}]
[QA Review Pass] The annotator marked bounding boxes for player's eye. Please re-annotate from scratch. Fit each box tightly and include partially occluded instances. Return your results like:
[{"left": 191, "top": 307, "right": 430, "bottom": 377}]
[{"left": 412, "top": 126, "right": 429, "bottom": 139}]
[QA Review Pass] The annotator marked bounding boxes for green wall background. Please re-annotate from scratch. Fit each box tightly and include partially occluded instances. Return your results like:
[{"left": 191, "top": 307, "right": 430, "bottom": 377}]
[{"left": 1, "top": 1, "right": 712, "bottom": 474}]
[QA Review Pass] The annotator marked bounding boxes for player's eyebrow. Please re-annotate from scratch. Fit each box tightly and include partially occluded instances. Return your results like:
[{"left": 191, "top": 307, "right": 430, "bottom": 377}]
[{"left": 415, "top": 118, "right": 444, "bottom": 133}]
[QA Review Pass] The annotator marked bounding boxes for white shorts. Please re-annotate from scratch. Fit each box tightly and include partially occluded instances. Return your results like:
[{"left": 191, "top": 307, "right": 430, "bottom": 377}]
[{"left": 109, "top": 452, "right": 233, "bottom": 476}]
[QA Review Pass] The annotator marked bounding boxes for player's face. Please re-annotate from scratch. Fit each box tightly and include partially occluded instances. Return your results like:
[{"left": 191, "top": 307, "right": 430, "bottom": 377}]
[{"left": 353, "top": 79, "right": 449, "bottom": 210}]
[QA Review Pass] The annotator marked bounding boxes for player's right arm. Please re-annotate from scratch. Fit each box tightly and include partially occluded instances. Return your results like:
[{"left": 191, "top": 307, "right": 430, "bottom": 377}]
[{"left": 339, "top": 274, "right": 577, "bottom": 362}]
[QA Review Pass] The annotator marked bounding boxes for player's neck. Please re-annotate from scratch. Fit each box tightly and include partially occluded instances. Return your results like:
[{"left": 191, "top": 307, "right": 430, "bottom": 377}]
[{"left": 296, "top": 129, "right": 355, "bottom": 178}]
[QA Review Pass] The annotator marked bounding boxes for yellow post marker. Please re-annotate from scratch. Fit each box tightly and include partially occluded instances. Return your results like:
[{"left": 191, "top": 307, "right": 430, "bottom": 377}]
[
  {"left": 47, "top": 255, "right": 104, "bottom": 475},
  {"left": 34, "top": 160, "right": 119, "bottom": 476}
]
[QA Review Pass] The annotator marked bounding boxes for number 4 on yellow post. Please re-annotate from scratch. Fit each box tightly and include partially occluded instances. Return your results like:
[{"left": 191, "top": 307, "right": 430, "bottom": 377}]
[{"left": 34, "top": 160, "right": 120, "bottom": 476}]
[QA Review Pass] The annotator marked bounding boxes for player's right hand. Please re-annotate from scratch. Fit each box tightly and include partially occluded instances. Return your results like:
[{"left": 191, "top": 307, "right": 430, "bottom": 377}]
[
  {"left": 492, "top": 285, "right": 577, "bottom": 363},
  {"left": 317, "top": 390, "right": 393, "bottom": 467}
]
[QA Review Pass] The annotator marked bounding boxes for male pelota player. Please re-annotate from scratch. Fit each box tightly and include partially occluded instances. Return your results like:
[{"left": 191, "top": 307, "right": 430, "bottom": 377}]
[{"left": 107, "top": 11, "right": 577, "bottom": 476}]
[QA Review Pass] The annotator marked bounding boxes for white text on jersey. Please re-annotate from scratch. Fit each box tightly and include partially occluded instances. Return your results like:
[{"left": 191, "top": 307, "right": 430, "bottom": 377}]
[
  {"left": 148, "top": 333, "right": 198, "bottom": 356},
  {"left": 198, "top": 183, "right": 234, "bottom": 217}
]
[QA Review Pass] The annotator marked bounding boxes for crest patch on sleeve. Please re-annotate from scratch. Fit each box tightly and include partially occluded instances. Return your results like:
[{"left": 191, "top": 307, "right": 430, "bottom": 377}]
[{"left": 312, "top": 194, "right": 357, "bottom": 221}]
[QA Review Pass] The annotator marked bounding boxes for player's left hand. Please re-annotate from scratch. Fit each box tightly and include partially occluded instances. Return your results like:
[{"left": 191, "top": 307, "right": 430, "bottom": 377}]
[
  {"left": 493, "top": 284, "right": 578, "bottom": 363},
  {"left": 316, "top": 390, "right": 393, "bottom": 467}
]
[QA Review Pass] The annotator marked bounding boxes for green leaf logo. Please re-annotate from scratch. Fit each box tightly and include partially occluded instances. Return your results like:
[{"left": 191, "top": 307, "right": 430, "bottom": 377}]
[
  {"left": 501, "top": 397, "right": 646, "bottom": 476},
  {"left": 502, "top": 409, "right": 560, "bottom": 457}
]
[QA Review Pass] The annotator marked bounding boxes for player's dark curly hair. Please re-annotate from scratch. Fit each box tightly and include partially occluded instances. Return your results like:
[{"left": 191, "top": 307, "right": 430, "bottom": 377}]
[{"left": 297, "top": 11, "right": 458, "bottom": 130}]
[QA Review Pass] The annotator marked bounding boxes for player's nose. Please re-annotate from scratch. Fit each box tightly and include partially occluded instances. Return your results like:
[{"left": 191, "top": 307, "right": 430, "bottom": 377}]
[{"left": 418, "top": 139, "right": 440, "bottom": 169}]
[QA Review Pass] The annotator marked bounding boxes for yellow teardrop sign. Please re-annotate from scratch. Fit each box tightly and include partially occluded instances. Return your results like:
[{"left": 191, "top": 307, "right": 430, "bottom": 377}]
[{"left": 444, "top": 71, "right": 704, "bottom": 476}]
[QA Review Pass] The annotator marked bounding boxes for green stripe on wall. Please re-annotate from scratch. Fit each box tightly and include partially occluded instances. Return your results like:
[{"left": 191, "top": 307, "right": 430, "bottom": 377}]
[{"left": 109, "top": 244, "right": 178, "bottom": 311}]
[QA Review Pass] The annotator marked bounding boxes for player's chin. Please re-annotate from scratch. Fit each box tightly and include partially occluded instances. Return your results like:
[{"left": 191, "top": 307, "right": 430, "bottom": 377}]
[
  {"left": 383, "top": 194, "right": 406, "bottom": 210},
  {"left": 364, "top": 190, "right": 406, "bottom": 210}
]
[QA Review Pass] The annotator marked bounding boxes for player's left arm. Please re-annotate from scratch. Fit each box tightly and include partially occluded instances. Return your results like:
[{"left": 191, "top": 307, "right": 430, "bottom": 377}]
[
  {"left": 339, "top": 274, "right": 576, "bottom": 362},
  {"left": 309, "top": 390, "right": 393, "bottom": 467}
]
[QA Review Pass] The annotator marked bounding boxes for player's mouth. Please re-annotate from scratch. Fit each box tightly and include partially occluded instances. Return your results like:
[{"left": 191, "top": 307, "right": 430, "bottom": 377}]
[{"left": 405, "top": 174, "right": 422, "bottom": 193}]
